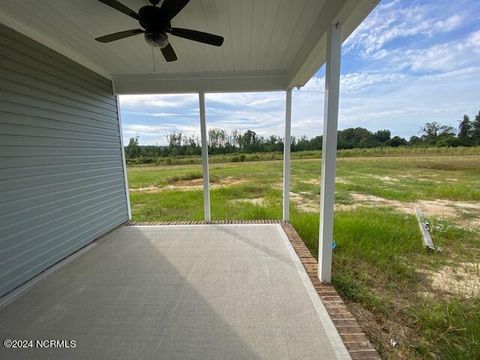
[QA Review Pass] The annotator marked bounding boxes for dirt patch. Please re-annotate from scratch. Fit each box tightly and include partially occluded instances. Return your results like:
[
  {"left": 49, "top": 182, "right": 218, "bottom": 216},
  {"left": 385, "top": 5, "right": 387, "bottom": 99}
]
[
  {"left": 290, "top": 192, "right": 318, "bottom": 212},
  {"left": 130, "top": 186, "right": 162, "bottom": 193},
  {"left": 398, "top": 175, "right": 445, "bottom": 184},
  {"left": 350, "top": 193, "right": 457, "bottom": 217},
  {"left": 336, "top": 177, "right": 351, "bottom": 184},
  {"left": 131, "top": 177, "right": 249, "bottom": 193},
  {"left": 174, "top": 178, "right": 204, "bottom": 187},
  {"left": 369, "top": 175, "right": 400, "bottom": 183},
  {"left": 334, "top": 204, "right": 358, "bottom": 211},
  {"left": 303, "top": 178, "right": 320, "bottom": 186},
  {"left": 229, "top": 198, "right": 265, "bottom": 206},
  {"left": 348, "top": 193, "right": 480, "bottom": 228},
  {"left": 429, "top": 262, "right": 480, "bottom": 298},
  {"left": 216, "top": 176, "right": 249, "bottom": 187},
  {"left": 303, "top": 177, "right": 351, "bottom": 185},
  {"left": 416, "top": 177, "right": 442, "bottom": 184}
]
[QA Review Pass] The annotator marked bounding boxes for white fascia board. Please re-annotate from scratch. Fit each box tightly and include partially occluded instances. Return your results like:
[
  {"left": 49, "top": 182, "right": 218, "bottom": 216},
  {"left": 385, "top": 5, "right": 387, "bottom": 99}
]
[
  {"left": 0, "top": 11, "right": 111, "bottom": 79},
  {"left": 112, "top": 71, "right": 288, "bottom": 94},
  {"left": 287, "top": 0, "right": 379, "bottom": 89}
]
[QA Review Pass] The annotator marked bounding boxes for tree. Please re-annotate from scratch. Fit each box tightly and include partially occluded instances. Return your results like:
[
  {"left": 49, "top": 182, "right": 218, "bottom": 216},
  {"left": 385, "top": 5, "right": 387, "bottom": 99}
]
[
  {"left": 208, "top": 128, "right": 227, "bottom": 152},
  {"left": 436, "top": 125, "right": 457, "bottom": 147},
  {"left": 421, "top": 122, "right": 456, "bottom": 145},
  {"left": 374, "top": 130, "right": 391, "bottom": 144},
  {"left": 125, "top": 136, "right": 140, "bottom": 158},
  {"left": 409, "top": 135, "right": 421, "bottom": 145},
  {"left": 422, "top": 122, "right": 442, "bottom": 139},
  {"left": 337, "top": 127, "right": 376, "bottom": 149},
  {"left": 308, "top": 135, "right": 323, "bottom": 150},
  {"left": 438, "top": 125, "right": 456, "bottom": 136},
  {"left": 458, "top": 115, "right": 473, "bottom": 145},
  {"left": 166, "top": 130, "right": 183, "bottom": 148},
  {"left": 473, "top": 111, "right": 480, "bottom": 145},
  {"left": 388, "top": 136, "right": 407, "bottom": 147},
  {"left": 238, "top": 130, "right": 258, "bottom": 152}
]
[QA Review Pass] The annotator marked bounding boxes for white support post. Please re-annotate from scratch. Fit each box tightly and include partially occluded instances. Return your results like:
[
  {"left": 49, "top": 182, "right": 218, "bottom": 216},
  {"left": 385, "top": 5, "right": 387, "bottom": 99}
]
[
  {"left": 283, "top": 88, "right": 292, "bottom": 222},
  {"left": 318, "top": 22, "right": 342, "bottom": 283},
  {"left": 116, "top": 96, "right": 132, "bottom": 220},
  {"left": 199, "top": 92, "right": 211, "bottom": 223}
]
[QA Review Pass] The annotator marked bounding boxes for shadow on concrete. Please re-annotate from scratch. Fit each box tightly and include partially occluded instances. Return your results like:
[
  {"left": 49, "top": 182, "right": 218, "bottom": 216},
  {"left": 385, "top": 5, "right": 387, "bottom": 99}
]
[
  {"left": 0, "top": 227, "right": 260, "bottom": 360},
  {"left": 214, "top": 225, "right": 294, "bottom": 268}
]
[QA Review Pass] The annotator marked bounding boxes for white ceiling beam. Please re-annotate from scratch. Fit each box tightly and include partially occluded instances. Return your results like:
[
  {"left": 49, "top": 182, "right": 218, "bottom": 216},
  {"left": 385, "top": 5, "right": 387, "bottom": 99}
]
[{"left": 112, "top": 71, "right": 288, "bottom": 94}]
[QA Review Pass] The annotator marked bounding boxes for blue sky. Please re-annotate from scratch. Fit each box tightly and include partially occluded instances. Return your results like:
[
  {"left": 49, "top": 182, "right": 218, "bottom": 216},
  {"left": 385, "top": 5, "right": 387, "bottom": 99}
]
[{"left": 119, "top": 0, "right": 480, "bottom": 145}]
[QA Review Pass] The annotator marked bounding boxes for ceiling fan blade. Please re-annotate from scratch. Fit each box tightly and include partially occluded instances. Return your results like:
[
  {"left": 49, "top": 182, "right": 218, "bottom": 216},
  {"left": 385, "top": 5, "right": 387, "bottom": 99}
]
[
  {"left": 95, "top": 29, "right": 144, "bottom": 43},
  {"left": 161, "top": 43, "right": 178, "bottom": 62},
  {"left": 170, "top": 28, "right": 224, "bottom": 46},
  {"left": 160, "top": 0, "right": 190, "bottom": 21},
  {"left": 97, "top": 0, "right": 139, "bottom": 20}
]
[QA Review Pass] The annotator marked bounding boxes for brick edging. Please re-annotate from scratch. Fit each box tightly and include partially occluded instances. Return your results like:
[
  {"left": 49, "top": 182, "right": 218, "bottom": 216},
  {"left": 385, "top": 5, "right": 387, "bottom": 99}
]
[
  {"left": 127, "top": 219, "right": 282, "bottom": 225},
  {"left": 281, "top": 223, "right": 381, "bottom": 360}
]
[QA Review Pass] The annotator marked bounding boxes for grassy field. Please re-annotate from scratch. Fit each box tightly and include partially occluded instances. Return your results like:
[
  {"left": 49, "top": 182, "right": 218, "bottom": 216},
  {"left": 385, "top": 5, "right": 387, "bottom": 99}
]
[{"left": 127, "top": 150, "right": 480, "bottom": 359}]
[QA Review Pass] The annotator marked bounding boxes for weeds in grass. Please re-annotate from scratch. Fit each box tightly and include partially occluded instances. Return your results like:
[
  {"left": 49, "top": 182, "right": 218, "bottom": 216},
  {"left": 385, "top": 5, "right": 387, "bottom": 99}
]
[
  {"left": 412, "top": 298, "right": 480, "bottom": 359},
  {"left": 166, "top": 172, "right": 203, "bottom": 184}
]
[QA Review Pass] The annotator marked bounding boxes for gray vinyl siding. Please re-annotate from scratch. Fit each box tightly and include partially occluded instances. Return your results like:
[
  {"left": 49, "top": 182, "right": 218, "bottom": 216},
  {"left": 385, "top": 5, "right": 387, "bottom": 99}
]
[{"left": 0, "top": 24, "right": 129, "bottom": 297}]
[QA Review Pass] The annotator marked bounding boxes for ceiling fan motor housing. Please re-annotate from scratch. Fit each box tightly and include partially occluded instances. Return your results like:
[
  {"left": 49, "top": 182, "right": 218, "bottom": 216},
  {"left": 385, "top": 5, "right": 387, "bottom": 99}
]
[
  {"left": 144, "top": 32, "right": 169, "bottom": 48},
  {"left": 139, "top": 6, "right": 171, "bottom": 48}
]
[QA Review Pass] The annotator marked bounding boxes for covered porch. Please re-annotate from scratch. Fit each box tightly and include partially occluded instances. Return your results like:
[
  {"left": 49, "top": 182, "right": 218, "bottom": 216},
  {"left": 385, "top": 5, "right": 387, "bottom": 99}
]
[
  {"left": 1, "top": 0, "right": 380, "bottom": 358},
  {"left": 0, "top": 224, "right": 350, "bottom": 359},
  {"left": 0, "top": 0, "right": 378, "bottom": 286}
]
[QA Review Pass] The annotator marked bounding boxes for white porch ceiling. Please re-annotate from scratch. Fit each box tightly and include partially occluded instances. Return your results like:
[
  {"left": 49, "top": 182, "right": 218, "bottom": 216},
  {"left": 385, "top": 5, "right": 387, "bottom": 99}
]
[{"left": 0, "top": 0, "right": 378, "bottom": 93}]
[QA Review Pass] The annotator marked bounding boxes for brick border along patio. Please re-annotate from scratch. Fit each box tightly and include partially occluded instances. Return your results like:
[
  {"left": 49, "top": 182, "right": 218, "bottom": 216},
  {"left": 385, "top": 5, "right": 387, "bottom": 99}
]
[
  {"left": 128, "top": 220, "right": 380, "bottom": 360},
  {"left": 281, "top": 223, "right": 380, "bottom": 360}
]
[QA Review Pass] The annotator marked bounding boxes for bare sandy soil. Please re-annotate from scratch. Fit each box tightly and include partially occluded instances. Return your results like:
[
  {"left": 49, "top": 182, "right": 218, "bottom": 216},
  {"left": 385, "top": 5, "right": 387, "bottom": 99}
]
[{"left": 131, "top": 176, "right": 248, "bottom": 192}]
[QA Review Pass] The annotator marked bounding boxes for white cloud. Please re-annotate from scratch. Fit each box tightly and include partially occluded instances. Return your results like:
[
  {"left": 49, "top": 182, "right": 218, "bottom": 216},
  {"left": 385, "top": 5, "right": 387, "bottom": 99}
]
[
  {"left": 119, "top": 94, "right": 197, "bottom": 109},
  {"left": 467, "top": 30, "right": 480, "bottom": 53},
  {"left": 393, "top": 30, "right": 480, "bottom": 72},
  {"left": 433, "top": 14, "right": 463, "bottom": 32},
  {"left": 336, "top": 66, "right": 480, "bottom": 137},
  {"left": 345, "top": 1, "right": 465, "bottom": 60},
  {"left": 341, "top": 73, "right": 405, "bottom": 92}
]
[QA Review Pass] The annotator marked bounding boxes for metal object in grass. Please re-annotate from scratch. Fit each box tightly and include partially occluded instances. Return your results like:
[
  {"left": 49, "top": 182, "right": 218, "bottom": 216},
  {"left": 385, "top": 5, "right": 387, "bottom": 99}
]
[{"left": 415, "top": 208, "right": 437, "bottom": 251}]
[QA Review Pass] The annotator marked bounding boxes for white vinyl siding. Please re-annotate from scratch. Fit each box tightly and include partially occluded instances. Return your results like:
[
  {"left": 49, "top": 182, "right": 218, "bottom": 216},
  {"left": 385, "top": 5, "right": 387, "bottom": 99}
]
[{"left": 0, "top": 24, "right": 129, "bottom": 297}]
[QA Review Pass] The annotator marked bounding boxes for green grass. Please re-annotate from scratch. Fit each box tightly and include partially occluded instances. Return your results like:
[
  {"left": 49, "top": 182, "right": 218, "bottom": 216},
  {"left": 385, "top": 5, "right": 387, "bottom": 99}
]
[
  {"left": 127, "top": 150, "right": 480, "bottom": 359},
  {"left": 411, "top": 298, "right": 480, "bottom": 359}
]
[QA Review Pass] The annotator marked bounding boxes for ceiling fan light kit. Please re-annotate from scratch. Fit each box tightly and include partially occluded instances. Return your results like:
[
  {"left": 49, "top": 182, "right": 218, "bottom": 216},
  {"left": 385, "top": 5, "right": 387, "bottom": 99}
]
[{"left": 95, "top": 0, "right": 224, "bottom": 62}]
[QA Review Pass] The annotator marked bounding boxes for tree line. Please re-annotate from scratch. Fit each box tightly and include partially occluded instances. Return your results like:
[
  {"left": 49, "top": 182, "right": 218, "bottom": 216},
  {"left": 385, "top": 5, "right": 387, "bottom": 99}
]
[{"left": 125, "top": 110, "right": 480, "bottom": 159}]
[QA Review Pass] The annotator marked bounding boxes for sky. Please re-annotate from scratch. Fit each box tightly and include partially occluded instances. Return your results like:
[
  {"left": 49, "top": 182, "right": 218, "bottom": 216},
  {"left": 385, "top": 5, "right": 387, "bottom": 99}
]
[{"left": 119, "top": 0, "right": 480, "bottom": 145}]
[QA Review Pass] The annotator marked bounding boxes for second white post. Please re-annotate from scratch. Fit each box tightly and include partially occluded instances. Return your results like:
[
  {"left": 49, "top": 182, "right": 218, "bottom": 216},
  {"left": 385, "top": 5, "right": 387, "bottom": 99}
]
[{"left": 199, "top": 92, "right": 211, "bottom": 222}]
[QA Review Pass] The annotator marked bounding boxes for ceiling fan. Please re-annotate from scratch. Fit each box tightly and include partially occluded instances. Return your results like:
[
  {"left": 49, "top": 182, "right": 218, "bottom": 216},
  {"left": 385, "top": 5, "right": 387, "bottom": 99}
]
[{"left": 95, "top": 0, "right": 224, "bottom": 62}]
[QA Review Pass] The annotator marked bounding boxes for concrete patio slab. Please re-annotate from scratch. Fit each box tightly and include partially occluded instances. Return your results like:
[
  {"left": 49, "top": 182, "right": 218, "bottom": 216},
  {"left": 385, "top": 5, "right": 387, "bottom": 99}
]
[{"left": 0, "top": 224, "right": 350, "bottom": 359}]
